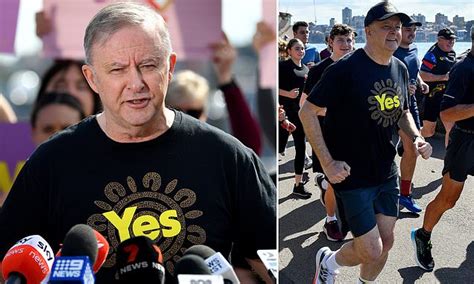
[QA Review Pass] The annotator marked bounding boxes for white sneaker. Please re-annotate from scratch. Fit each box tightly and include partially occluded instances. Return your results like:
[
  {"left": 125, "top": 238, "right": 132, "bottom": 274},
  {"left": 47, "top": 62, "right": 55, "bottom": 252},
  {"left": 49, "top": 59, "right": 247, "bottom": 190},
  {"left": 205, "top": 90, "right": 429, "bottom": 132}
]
[{"left": 313, "top": 247, "right": 338, "bottom": 284}]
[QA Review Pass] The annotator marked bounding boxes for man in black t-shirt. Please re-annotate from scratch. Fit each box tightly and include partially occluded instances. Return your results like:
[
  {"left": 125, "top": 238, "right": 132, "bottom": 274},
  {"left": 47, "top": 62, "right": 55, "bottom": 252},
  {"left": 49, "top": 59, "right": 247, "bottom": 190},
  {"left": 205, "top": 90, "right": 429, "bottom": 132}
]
[
  {"left": 420, "top": 28, "right": 457, "bottom": 147},
  {"left": 412, "top": 28, "right": 474, "bottom": 272},
  {"left": 302, "top": 24, "right": 356, "bottom": 243},
  {"left": 300, "top": 2, "right": 432, "bottom": 283},
  {"left": 0, "top": 3, "right": 275, "bottom": 283}
]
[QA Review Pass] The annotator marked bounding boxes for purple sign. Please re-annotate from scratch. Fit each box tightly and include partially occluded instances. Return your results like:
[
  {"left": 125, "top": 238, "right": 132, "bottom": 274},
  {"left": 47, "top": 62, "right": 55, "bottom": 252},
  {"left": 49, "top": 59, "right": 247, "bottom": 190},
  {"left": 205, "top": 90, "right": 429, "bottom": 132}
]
[
  {"left": 0, "top": 122, "right": 35, "bottom": 198},
  {"left": 0, "top": 0, "right": 20, "bottom": 54}
]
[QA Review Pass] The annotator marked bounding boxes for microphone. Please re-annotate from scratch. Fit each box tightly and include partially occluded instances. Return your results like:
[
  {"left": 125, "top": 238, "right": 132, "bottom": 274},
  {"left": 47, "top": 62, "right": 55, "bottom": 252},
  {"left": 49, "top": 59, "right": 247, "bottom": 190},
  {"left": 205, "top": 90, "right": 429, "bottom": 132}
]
[
  {"left": 1, "top": 235, "right": 55, "bottom": 284},
  {"left": 115, "top": 236, "right": 165, "bottom": 284},
  {"left": 174, "top": 254, "right": 223, "bottom": 284},
  {"left": 257, "top": 250, "right": 277, "bottom": 283},
  {"left": 184, "top": 245, "right": 240, "bottom": 284},
  {"left": 55, "top": 228, "right": 109, "bottom": 273},
  {"left": 48, "top": 224, "right": 98, "bottom": 283}
]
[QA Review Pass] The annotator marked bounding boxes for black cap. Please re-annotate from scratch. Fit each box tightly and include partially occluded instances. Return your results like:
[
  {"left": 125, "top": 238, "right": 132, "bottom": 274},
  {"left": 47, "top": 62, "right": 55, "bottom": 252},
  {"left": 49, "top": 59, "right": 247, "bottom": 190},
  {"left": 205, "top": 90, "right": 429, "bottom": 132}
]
[
  {"left": 438, "top": 28, "right": 457, "bottom": 39},
  {"left": 402, "top": 16, "right": 422, "bottom": 27},
  {"left": 364, "top": 2, "right": 410, "bottom": 27}
]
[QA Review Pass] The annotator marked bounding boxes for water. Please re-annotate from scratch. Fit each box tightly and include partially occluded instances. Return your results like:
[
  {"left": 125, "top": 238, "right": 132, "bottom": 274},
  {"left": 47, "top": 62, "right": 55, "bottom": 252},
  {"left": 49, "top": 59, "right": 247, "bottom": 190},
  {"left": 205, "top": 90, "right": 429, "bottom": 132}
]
[{"left": 313, "top": 41, "right": 471, "bottom": 61}]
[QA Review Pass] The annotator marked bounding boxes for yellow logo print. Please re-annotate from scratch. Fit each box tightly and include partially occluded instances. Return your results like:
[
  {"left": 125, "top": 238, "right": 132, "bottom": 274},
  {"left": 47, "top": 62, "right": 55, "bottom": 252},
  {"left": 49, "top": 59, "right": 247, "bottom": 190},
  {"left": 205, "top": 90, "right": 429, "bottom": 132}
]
[
  {"left": 368, "top": 79, "right": 403, "bottom": 127},
  {"left": 374, "top": 93, "right": 400, "bottom": 111},
  {"left": 87, "top": 172, "right": 205, "bottom": 274}
]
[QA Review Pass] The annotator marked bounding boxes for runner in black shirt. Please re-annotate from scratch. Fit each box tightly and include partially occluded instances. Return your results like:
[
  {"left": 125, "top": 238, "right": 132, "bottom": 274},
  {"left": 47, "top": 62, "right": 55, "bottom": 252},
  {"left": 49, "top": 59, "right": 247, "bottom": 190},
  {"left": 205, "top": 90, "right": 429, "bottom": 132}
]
[
  {"left": 300, "top": 2, "right": 432, "bottom": 283},
  {"left": 412, "top": 28, "right": 474, "bottom": 272},
  {"left": 420, "top": 28, "right": 457, "bottom": 147},
  {"left": 302, "top": 24, "right": 356, "bottom": 242}
]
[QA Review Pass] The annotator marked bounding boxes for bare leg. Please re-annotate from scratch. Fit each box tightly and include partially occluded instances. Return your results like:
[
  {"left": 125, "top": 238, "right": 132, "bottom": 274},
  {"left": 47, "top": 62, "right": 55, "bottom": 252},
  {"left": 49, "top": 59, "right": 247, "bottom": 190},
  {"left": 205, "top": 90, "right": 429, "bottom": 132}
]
[
  {"left": 360, "top": 214, "right": 397, "bottom": 280},
  {"left": 423, "top": 173, "right": 464, "bottom": 232},
  {"left": 399, "top": 130, "right": 417, "bottom": 185},
  {"left": 325, "top": 184, "right": 336, "bottom": 217}
]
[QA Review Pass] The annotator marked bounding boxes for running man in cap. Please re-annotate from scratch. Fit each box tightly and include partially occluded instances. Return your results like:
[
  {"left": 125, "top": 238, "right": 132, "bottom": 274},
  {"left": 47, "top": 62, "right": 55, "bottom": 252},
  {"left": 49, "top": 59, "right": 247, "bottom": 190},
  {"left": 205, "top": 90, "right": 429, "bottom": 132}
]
[
  {"left": 300, "top": 2, "right": 432, "bottom": 283},
  {"left": 412, "top": 26, "right": 474, "bottom": 272},
  {"left": 420, "top": 27, "right": 457, "bottom": 147},
  {"left": 393, "top": 16, "right": 430, "bottom": 213}
]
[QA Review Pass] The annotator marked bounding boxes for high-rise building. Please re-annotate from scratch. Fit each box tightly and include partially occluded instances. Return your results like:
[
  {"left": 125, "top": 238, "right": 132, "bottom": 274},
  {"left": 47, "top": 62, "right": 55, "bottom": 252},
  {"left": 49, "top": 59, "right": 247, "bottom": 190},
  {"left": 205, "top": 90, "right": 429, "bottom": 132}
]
[
  {"left": 412, "top": 14, "right": 426, "bottom": 25},
  {"left": 351, "top": 16, "right": 365, "bottom": 29},
  {"left": 435, "top": 13, "right": 448, "bottom": 25},
  {"left": 342, "top": 7, "right": 352, "bottom": 25},
  {"left": 330, "top": 17, "right": 336, "bottom": 27},
  {"left": 453, "top": 15, "right": 465, "bottom": 28}
]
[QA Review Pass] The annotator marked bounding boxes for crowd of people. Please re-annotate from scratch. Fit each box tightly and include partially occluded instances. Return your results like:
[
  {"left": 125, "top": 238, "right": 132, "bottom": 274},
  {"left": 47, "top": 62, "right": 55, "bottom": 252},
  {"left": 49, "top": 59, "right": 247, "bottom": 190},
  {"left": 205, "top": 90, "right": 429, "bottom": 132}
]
[{"left": 280, "top": 1, "right": 473, "bottom": 283}]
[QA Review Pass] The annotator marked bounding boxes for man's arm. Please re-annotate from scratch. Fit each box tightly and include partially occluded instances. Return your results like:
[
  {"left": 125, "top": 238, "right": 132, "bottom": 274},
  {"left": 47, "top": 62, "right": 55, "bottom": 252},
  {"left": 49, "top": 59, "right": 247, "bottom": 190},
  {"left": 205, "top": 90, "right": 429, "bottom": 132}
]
[
  {"left": 245, "top": 258, "right": 273, "bottom": 283},
  {"left": 299, "top": 101, "right": 350, "bottom": 183},
  {"left": 398, "top": 109, "right": 432, "bottom": 159},
  {"left": 440, "top": 104, "right": 474, "bottom": 122},
  {"left": 419, "top": 70, "right": 449, "bottom": 82},
  {"left": 279, "top": 88, "right": 299, "bottom": 99}
]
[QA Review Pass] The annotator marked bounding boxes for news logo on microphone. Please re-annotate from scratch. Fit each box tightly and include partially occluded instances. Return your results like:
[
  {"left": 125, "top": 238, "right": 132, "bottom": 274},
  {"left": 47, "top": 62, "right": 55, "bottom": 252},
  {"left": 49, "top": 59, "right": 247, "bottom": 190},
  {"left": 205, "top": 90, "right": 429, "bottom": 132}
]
[{"left": 49, "top": 256, "right": 94, "bottom": 283}]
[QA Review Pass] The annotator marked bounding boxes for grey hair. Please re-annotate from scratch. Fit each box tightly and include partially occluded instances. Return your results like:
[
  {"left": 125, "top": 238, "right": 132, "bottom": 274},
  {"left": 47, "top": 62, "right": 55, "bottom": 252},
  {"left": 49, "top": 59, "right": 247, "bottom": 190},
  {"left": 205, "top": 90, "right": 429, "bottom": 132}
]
[
  {"left": 84, "top": 2, "right": 172, "bottom": 64},
  {"left": 471, "top": 25, "right": 474, "bottom": 41}
]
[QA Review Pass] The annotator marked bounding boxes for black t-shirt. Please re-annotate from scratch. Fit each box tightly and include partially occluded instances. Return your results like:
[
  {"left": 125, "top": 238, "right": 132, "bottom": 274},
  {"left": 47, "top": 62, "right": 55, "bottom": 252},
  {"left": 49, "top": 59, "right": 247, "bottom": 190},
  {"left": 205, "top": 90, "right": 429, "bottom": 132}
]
[
  {"left": 307, "top": 48, "right": 409, "bottom": 191},
  {"left": 303, "top": 57, "right": 334, "bottom": 95},
  {"left": 421, "top": 43, "right": 456, "bottom": 95},
  {"left": 441, "top": 52, "right": 474, "bottom": 130},
  {"left": 0, "top": 111, "right": 276, "bottom": 283},
  {"left": 279, "top": 59, "right": 308, "bottom": 110}
]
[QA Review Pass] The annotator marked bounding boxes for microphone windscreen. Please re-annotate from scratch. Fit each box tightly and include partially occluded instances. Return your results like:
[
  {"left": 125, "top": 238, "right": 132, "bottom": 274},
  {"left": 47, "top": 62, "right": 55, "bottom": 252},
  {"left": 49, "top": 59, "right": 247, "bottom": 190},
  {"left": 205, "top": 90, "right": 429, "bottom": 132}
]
[
  {"left": 115, "top": 236, "right": 165, "bottom": 284},
  {"left": 61, "top": 224, "right": 98, "bottom": 265},
  {"left": 2, "top": 235, "right": 55, "bottom": 284},
  {"left": 92, "top": 230, "right": 109, "bottom": 273},
  {"left": 174, "top": 255, "right": 211, "bottom": 275},
  {"left": 183, "top": 245, "right": 216, "bottom": 259}
]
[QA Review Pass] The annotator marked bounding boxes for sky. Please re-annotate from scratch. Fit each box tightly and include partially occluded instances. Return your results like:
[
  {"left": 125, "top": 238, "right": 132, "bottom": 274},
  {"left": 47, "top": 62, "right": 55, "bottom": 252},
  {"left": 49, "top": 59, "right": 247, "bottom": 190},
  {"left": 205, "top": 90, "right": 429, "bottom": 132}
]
[
  {"left": 279, "top": 0, "right": 474, "bottom": 26},
  {"left": 12, "top": 0, "right": 263, "bottom": 56}
]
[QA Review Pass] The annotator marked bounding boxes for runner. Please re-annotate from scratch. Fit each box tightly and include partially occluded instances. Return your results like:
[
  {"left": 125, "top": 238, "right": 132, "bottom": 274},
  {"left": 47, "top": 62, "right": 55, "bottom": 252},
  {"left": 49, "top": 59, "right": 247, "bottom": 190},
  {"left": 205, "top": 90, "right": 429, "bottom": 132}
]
[
  {"left": 393, "top": 16, "right": 430, "bottom": 213},
  {"left": 293, "top": 21, "right": 321, "bottom": 67},
  {"left": 412, "top": 26, "right": 474, "bottom": 272},
  {"left": 299, "top": 2, "right": 432, "bottom": 283},
  {"left": 302, "top": 23, "right": 356, "bottom": 242},
  {"left": 279, "top": 38, "right": 311, "bottom": 198},
  {"left": 419, "top": 27, "right": 457, "bottom": 147}
]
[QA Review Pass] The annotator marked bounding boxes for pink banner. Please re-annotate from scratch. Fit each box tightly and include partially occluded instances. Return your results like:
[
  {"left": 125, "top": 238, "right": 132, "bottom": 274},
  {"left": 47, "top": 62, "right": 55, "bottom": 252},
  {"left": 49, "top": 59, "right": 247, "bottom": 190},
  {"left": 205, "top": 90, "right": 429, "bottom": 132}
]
[
  {"left": 259, "top": 0, "right": 277, "bottom": 88},
  {"left": 0, "top": 0, "right": 20, "bottom": 54},
  {"left": 0, "top": 123, "right": 35, "bottom": 202},
  {"left": 162, "top": 0, "right": 222, "bottom": 60},
  {"left": 41, "top": 0, "right": 222, "bottom": 61}
]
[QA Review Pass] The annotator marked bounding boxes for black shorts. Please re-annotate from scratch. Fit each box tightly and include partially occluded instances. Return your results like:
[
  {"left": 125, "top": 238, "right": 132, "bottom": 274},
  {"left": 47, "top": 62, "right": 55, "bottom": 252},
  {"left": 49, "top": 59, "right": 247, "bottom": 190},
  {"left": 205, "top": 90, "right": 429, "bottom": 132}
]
[
  {"left": 334, "top": 176, "right": 399, "bottom": 237},
  {"left": 423, "top": 83, "right": 446, "bottom": 122},
  {"left": 442, "top": 126, "right": 474, "bottom": 182}
]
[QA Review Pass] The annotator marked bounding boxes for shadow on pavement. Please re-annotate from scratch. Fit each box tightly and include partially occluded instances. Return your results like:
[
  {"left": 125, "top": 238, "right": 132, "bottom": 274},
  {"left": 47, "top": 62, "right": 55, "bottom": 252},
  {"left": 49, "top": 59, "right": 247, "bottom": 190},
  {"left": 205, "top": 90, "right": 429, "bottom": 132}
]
[
  {"left": 434, "top": 241, "right": 474, "bottom": 283},
  {"left": 398, "top": 266, "right": 430, "bottom": 283},
  {"left": 413, "top": 177, "right": 443, "bottom": 198}
]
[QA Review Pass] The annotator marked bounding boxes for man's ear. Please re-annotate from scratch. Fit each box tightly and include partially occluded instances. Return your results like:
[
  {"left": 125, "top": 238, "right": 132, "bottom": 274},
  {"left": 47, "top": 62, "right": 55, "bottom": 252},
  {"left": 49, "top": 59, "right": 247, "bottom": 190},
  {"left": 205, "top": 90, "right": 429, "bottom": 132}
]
[
  {"left": 365, "top": 26, "right": 372, "bottom": 37},
  {"left": 82, "top": 64, "right": 99, "bottom": 94},
  {"left": 168, "top": 52, "right": 177, "bottom": 81}
]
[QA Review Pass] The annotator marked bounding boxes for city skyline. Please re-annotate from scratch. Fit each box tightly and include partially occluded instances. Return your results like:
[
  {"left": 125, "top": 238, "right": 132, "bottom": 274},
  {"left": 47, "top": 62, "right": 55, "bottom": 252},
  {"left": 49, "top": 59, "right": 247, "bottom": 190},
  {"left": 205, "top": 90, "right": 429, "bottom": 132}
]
[{"left": 279, "top": 0, "right": 474, "bottom": 26}]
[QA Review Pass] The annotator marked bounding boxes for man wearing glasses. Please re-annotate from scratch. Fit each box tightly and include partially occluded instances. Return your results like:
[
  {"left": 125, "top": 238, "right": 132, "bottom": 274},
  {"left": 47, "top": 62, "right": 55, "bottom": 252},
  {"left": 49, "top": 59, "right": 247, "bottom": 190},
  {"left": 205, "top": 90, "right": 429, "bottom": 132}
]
[{"left": 419, "top": 28, "right": 457, "bottom": 147}]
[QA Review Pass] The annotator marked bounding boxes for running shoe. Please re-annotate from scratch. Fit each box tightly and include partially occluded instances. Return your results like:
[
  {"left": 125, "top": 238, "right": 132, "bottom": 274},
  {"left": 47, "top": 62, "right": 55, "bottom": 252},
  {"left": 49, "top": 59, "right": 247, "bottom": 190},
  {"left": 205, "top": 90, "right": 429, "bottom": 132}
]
[
  {"left": 315, "top": 173, "right": 327, "bottom": 207},
  {"left": 293, "top": 183, "right": 312, "bottom": 199},
  {"left": 411, "top": 228, "right": 435, "bottom": 271},
  {"left": 323, "top": 220, "right": 344, "bottom": 242},
  {"left": 305, "top": 156, "right": 313, "bottom": 170},
  {"left": 313, "top": 247, "right": 338, "bottom": 284},
  {"left": 400, "top": 195, "right": 422, "bottom": 213}
]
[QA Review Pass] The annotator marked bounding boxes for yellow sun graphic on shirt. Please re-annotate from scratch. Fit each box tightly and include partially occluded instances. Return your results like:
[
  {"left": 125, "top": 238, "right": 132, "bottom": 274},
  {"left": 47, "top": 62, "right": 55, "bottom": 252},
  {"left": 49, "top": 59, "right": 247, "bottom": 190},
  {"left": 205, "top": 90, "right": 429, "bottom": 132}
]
[{"left": 87, "top": 172, "right": 206, "bottom": 274}]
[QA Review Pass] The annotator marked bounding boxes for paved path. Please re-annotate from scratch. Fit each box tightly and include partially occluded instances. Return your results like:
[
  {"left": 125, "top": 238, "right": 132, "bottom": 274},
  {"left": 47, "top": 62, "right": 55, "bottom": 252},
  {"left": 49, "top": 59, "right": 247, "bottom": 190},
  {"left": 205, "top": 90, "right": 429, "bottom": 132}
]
[{"left": 278, "top": 134, "right": 474, "bottom": 283}]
